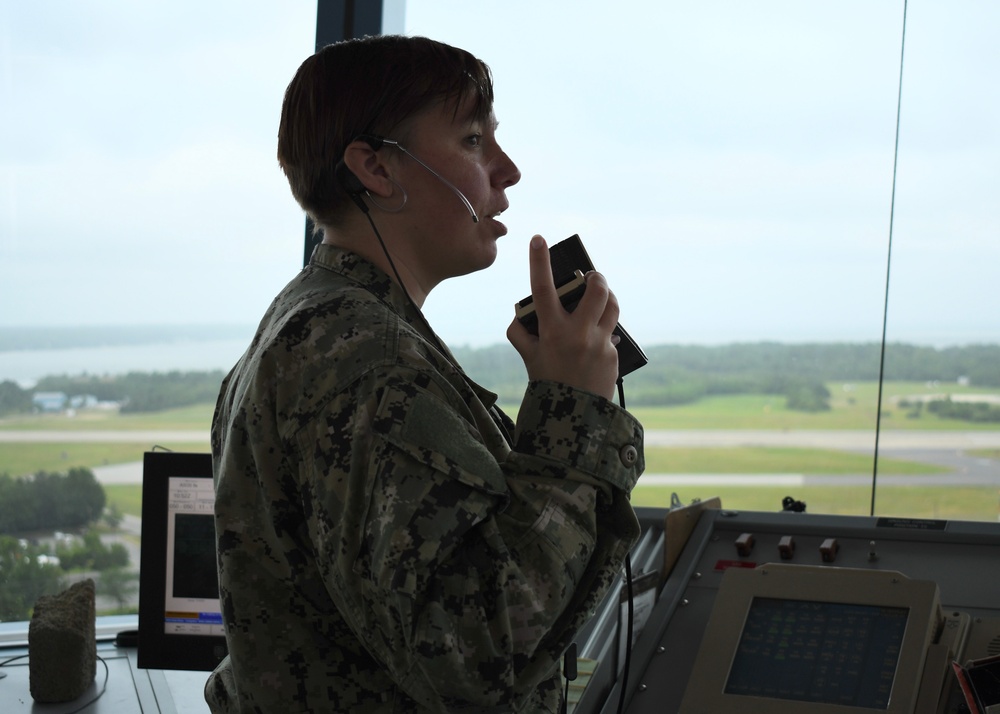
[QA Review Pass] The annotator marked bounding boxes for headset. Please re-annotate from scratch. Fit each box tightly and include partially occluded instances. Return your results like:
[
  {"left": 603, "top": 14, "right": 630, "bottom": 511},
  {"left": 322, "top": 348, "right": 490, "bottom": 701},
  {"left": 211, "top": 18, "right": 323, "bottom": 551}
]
[{"left": 335, "top": 134, "right": 479, "bottom": 222}]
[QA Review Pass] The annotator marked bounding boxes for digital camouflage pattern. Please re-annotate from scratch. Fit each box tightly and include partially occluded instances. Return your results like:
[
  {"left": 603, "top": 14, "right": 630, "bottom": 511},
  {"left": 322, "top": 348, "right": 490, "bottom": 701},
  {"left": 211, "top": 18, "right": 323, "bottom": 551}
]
[{"left": 207, "top": 243, "right": 645, "bottom": 713}]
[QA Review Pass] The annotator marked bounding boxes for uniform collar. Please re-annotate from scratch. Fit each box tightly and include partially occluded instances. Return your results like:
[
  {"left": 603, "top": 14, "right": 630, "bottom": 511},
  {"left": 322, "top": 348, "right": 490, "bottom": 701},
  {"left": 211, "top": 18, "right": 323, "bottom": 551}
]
[
  {"left": 309, "top": 243, "right": 415, "bottom": 322},
  {"left": 308, "top": 243, "right": 505, "bottom": 425}
]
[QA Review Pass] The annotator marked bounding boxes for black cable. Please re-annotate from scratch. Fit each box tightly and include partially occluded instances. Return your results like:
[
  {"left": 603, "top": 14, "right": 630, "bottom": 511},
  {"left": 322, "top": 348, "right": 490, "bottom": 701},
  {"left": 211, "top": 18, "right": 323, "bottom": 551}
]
[
  {"left": 614, "top": 375, "right": 634, "bottom": 714},
  {"left": 871, "top": 0, "right": 909, "bottom": 516},
  {"left": 561, "top": 642, "right": 577, "bottom": 714},
  {"left": 616, "top": 554, "right": 634, "bottom": 714},
  {"left": 0, "top": 652, "right": 28, "bottom": 668},
  {"left": 361, "top": 212, "right": 470, "bottom": 373},
  {"left": 363, "top": 212, "right": 427, "bottom": 332},
  {"left": 0, "top": 652, "right": 110, "bottom": 712}
]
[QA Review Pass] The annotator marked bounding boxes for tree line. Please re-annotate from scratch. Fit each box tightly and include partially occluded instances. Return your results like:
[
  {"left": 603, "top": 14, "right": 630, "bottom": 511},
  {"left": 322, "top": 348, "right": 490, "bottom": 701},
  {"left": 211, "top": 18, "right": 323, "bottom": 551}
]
[
  {"left": 1, "top": 342, "right": 998, "bottom": 418},
  {"left": 0, "top": 369, "right": 227, "bottom": 416},
  {"left": 0, "top": 468, "right": 106, "bottom": 533},
  {"left": 453, "top": 341, "right": 1000, "bottom": 411},
  {"left": 0, "top": 468, "right": 133, "bottom": 622}
]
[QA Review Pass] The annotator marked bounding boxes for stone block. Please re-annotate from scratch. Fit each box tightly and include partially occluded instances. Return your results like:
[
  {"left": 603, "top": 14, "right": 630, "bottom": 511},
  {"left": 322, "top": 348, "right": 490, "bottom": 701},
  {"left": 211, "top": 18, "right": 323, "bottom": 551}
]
[{"left": 28, "top": 578, "right": 97, "bottom": 703}]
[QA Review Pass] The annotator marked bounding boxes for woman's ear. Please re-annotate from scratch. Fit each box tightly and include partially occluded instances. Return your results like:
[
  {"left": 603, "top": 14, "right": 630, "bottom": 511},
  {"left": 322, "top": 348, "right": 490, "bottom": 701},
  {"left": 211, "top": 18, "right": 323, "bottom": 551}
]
[{"left": 341, "top": 139, "right": 394, "bottom": 199}]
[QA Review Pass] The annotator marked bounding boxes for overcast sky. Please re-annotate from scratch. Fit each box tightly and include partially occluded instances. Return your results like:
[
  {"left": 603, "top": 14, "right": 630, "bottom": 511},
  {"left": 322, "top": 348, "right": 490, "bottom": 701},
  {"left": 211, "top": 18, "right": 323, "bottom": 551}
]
[{"left": 2, "top": 1, "right": 997, "bottom": 349}]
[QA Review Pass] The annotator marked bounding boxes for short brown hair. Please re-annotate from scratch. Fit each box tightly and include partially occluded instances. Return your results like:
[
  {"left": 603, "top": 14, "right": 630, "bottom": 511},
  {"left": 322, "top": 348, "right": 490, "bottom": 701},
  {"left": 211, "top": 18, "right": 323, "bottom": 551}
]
[{"left": 277, "top": 35, "right": 495, "bottom": 227}]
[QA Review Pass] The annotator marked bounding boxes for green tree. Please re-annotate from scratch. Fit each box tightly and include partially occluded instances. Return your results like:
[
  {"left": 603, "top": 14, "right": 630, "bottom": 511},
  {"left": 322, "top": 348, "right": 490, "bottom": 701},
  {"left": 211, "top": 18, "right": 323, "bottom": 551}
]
[
  {"left": 785, "top": 381, "right": 832, "bottom": 412},
  {"left": 98, "top": 567, "right": 138, "bottom": 613},
  {"left": 0, "top": 468, "right": 105, "bottom": 533},
  {"left": 103, "top": 503, "right": 124, "bottom": 530},
  {"left": 56, "top": 530, "right": 129, "bottom": 571},
  {"left": 0, "top": 536, "right": 64, "bottom": 622},
  {"left": 928, "top": 398, "right": 1000, "bottom": 424},
  {"left": 58, "top": 468, "right": 106, "bottom": 528},
  {"left": 0, "top": 380, "right": 32, "bottom": 416},
  {"left": 0, "top": 475, "right": 38, "bottom": 532}
]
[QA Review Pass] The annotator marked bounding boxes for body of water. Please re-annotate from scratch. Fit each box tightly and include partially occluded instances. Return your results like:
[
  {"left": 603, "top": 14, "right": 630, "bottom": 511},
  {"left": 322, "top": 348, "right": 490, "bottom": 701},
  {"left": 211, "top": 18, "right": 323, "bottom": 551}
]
[{"left": 0, "top": 339, "right": 251, "bottom": 387}]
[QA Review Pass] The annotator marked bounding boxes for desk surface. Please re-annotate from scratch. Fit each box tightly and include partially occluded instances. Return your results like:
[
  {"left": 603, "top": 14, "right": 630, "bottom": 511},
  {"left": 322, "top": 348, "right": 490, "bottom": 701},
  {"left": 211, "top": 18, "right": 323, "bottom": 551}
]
[{"left": 0, "top": 640, "right": 211, "bottom": 713}]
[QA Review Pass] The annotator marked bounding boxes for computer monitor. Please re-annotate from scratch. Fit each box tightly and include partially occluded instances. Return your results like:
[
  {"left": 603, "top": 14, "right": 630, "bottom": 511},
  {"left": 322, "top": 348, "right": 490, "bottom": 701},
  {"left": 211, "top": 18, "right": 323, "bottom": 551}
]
[
  {"left": 138, "top": 451, "right": 227, "bottom": 671},
  {"left": 679, "top": 563, "right": 942, "bottom": 714}
]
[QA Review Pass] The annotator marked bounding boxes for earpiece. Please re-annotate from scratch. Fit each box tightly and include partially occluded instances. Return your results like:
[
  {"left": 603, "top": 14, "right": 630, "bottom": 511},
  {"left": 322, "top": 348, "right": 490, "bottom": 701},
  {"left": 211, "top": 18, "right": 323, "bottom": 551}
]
[
  {"left": 336, "top": 135, "right": 386, "bottom": 214},
  {"left": 335, "top": 159, "right": 368, "bottom": 212}
]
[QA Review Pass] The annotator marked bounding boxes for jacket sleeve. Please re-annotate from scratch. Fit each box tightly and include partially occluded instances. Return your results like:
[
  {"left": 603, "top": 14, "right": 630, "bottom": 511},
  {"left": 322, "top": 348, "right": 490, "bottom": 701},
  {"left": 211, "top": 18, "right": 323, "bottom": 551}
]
[{"left": 294, "top": 366, "right": 643, "bottom": 712}]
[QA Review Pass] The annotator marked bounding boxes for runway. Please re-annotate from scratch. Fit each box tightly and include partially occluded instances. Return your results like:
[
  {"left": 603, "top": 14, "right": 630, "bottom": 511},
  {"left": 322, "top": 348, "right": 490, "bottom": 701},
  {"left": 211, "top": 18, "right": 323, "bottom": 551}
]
[{"left": 31, "top": 428, "right": 989, "bottom": 487}]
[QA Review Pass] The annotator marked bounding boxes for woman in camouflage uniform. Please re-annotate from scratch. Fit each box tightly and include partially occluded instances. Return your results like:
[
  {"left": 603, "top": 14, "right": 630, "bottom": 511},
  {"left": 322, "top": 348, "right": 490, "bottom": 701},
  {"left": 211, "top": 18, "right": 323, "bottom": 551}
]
[{"left": 208, "top": 34, "right": 644, "bottom": 713}]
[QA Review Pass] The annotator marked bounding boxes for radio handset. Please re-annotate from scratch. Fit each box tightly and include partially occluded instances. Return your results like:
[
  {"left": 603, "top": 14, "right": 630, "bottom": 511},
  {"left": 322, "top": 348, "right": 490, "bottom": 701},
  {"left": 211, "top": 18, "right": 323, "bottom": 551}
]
[{"left": 515, "top": 234, "right": 648, "bottom": 379}]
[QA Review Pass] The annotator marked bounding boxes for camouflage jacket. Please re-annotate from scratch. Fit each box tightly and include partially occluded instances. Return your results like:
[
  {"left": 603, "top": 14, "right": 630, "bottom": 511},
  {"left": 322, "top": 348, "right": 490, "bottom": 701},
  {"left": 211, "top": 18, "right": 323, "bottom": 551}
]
[{"left": 207, "top": 244, "right": 644, "bottom": 713}]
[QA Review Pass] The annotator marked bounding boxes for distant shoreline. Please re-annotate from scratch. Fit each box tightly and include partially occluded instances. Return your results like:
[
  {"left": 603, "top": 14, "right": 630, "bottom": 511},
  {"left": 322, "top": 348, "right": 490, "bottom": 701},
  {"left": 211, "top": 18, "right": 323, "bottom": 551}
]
[
  {"left": 2, "top": 325, "right": 998, "bottom": 354},
  {"left": 0, "top": 337, "right": 251, "bottom": 387},
  {"left": 3, "top": 330, "right": 1000, "bottom": 390},
  {"left": 0, "top": 325, "right": 256, "bottom": 353}
]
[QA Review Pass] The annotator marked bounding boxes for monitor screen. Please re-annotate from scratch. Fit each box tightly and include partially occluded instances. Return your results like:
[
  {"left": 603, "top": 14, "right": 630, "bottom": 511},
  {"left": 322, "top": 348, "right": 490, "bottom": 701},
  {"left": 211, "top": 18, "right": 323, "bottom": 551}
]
[
  {"left": 138, "top": 451, "right": 227, "bottom": 671},
  {"left": 725, "top": 597, "right": 908, "bottom": 709},
  {"left": 679, "top": 563, "right": 941, "bottom": 714}
]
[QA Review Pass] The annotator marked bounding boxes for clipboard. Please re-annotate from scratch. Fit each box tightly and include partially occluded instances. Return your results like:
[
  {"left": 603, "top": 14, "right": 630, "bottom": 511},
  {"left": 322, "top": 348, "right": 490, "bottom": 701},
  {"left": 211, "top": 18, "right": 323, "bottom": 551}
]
[{"left": 662, "top": 495, "right": 722, "bottom": 586}]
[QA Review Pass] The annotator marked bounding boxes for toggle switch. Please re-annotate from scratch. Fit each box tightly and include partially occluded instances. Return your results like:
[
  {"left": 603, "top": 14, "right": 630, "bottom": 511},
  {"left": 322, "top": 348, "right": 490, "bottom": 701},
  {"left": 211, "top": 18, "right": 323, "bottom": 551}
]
[
  {"left": 778, "top": 536, "right": 796, "bottom": 560},
  {"left": 735, "top": 532, "right": 755, "bottom": 557},
  {"left": 820, "top": 538, "right": 839, "bottom": 563}
]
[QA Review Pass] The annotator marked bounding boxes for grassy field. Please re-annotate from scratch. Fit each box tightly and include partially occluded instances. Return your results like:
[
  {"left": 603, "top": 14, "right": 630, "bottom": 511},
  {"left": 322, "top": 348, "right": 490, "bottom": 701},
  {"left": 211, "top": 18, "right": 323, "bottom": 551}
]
[
  {"left": 103, "top": 484, "right": 145, "bottom": 517},
  {"left": 644, "top": 446, "right": 946, "bottom": 475},
  {"left": 630, "top": 381, "right": 1000, "bottom": 430},
  {"left": 0, "top": 403, "right": 216, "bottom": 431},
  {"left": 0, "top": 403, "right": 213, "bottom": 476},
  {"left": 97, "top": 479, "right": 998, "bottom": 522},
  {"left": 0, "top": 442, "right": 209, "bottom": 477},
  {"left": 3, "top": 381, "right": 997, "bottom": 434},
  {"left": 631, "top": 485, "right": 1000, "bottom": 521},
  {"left": 2, "top": 381, "right": 997, "bottom": 521}
]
